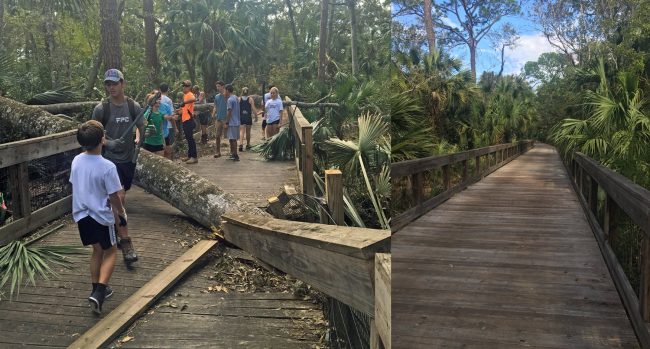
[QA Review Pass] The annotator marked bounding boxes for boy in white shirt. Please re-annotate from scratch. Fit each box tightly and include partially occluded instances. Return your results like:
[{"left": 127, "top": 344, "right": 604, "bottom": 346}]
[{"left": 70, "top": 120, "right": 126, "bottom": 315}]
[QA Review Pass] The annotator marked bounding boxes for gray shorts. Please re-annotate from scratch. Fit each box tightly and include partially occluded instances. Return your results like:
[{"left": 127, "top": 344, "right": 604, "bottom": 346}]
[{"left": 227, "top": 126, "right": 239, "bottom": 140}]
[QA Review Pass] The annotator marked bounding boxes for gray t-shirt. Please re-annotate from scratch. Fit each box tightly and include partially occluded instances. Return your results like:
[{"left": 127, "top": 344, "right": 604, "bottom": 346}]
[
  {"left": 92, "top": 99, "right": 143, "bottom": 163},
  {"left": 227, "top": 95, "right": 240, "bottom": 126}
]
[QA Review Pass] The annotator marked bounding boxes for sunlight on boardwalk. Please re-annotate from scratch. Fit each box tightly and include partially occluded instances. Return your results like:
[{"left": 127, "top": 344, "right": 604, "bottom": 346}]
[
  {"left": 179, "top": 118, "right": 299, "bottom": 209},
  {"left": 392, "top": 144, "right": 639, "bottom": 348}
]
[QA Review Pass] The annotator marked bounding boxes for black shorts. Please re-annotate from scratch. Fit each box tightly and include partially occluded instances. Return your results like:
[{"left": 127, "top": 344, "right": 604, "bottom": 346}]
[
  {"left": 262, "top": 119, "right": 267, "bottom": 129},
  {"left": 241, "top": 116, "right": 253, "bottom": 125},
  {"left": 110, "top": 160, "right": 136, "bottom": 191},
  {"left": 143, "top": 143, "right": 164, "bottom": 152},
  {"left": 78, "top": 216, "right": 116, "bottom": 250},
  {"left": 268, "top": 120, "right": 280, "bottom": 125},
  {"left": 198, "top": 112, "right": 211, "bottom": 126}
]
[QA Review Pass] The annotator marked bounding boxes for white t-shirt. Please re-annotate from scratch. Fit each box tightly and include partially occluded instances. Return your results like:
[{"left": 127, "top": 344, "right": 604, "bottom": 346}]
[
  {"left": 69, "top": 153, "right": 123, "bottom": 226},
  {"left": 265, "top": 98, "right": 284, "bottom": 123}
]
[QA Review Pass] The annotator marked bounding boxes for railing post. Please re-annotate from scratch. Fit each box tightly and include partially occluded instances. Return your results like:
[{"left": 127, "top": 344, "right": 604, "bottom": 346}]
[
  {"left": 475, "top": 156, "right": 481, "bottom": 176},
  {"left": 411, "top": 172, "right": 424, "bottom": 205},
  {"left": 641, "top": 238, "right": 650, "bottom": 321},
  {"left": 589, "top": 176, "right": 598, "bottom": 216},
  {"left": 325, "top": 169, "right": 344, "bottom": 226},
  {"left": 603, "top": 194, "right": 618, "bottom": 243},
  {"left": 578, "top": 165, "right": 584, "bottom": 197},
  {"left": 7, "top": 163, "right": 31, "bottom": 219},
  {"left": 462, "top": 159, "right": 468, "bottom": 182},
  {"left": 442, "top": 165, "right": 451, "bottom": 190},
  {"left": 302, "top": 126, "right": 314, "bottom": 196}
]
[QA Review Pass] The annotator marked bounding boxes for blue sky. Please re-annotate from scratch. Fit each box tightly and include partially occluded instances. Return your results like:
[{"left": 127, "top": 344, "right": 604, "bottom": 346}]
[{"left": 392, "top": 2, "right": 557, "bottom": 77}]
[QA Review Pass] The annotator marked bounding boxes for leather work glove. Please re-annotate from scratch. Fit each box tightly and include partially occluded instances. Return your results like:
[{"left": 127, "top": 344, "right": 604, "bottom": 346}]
[{"left": 105, "top": 138, "right": 126, "bottom": 152}]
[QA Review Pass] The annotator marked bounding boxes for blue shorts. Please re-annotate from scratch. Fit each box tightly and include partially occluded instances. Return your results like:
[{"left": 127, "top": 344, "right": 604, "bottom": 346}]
[{"left": 227, "top": 126, "right": 239, "bottom": 140}]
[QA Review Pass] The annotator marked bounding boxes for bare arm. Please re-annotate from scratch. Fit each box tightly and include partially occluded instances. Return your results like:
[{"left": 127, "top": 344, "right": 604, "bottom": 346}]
[
  {"left": 109, "top": 191, "right": 126, "bottom": 225},
  {"left": 250, "top": 96, "right": 258, "bottom": 115}
]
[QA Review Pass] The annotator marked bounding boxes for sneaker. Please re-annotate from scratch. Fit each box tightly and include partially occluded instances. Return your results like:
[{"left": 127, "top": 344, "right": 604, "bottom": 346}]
[
  {"left": 213, "top": 153, "right": 222, "bottom": 158},
  {"left": 105, "top": 286, "right": 114, "bottom": 299},
  {"left": 180, "top": 157, "right": 189, "bottom": 162},
  {"left": 238, "top": 145, "right": 243, "bottom": 152},
  {"left": 186, "top": 157, "right": 198, "bottom": 164},
  {"left": 91, "top": 285, "right": 113, "bottom": 299},
  {"left": 228, "top": 154, "right": 235, "bottom": 160},
  {"left": 120, "top": 238, "right": 138, "bottom": 262},
  {"left": 88, "top": 289, "right": 106, "bottom": 315}
]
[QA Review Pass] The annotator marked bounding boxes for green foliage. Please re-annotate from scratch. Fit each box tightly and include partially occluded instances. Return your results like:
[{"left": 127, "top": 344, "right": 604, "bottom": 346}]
[
  {"left": 0, "top": 240, "right": 85, "bottom": 300},
  {"left": 551, "top": 58, "right": 650, "bottom": 186}
]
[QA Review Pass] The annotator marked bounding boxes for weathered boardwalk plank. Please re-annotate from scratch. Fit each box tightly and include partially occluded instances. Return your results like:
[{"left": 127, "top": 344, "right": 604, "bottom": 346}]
[
  {"left": 0, "top": 186, "right": 189, "bottom": 348},
  {"left": 110, "top": 260, "right": 325, "bottom": 349},
  {"left": 392, "top": 144, "right": 639, "bottom": 348},
  {"left": 180, "top": 115, "right": 299, "bottom": 209}
]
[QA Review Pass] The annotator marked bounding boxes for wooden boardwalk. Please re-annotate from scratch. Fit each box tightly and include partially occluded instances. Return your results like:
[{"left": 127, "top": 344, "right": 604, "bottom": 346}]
[
  {"left": 392, "top": 144, "right": 639, "bottom": 348},
  {"left": 0, "top": 186, "right": 324, "bottom": 348},
  {"left": 179, "top": 114, "right": 298, "bottom": 209}
]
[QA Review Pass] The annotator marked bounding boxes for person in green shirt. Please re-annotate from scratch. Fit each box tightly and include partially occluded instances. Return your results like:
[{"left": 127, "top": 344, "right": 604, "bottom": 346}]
[{"left": 142, "top": 93, "right": 165, "bottom": 156}]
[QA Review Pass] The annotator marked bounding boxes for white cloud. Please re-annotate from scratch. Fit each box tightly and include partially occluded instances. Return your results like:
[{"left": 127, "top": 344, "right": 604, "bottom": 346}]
[
  {"left": 441, "top": 16, "right": 460, "bottom": 29},
  {"left": 502, "top": 33, "right": 557, "bottom": 75}
]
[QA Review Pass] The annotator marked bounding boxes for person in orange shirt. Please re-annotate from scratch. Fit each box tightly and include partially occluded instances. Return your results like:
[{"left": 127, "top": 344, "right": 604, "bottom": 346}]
[{"left": 177, "top": 80, "right": 198, "bottom": 164}]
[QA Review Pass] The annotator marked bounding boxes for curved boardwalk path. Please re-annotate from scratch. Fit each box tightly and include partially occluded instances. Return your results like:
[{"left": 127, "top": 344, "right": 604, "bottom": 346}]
[{"left": 393, "top": 144, "right": 639, "bottom": 348}]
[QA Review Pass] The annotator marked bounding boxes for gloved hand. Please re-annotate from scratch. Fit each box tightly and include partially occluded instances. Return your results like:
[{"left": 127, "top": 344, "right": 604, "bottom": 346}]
[
  {"left": 118, "top": 210, "right": 128, "bottom": 227},
  {"left": 179, "top": 101, "right": 185, "bottom": 108},
  {"left": 105, "top": 138, "right": 126, "bottom": 152}
]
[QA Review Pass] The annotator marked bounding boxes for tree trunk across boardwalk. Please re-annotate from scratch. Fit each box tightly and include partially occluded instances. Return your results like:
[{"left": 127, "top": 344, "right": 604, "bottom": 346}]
[{"left": 0, "top": 96, "right": 266, "bottom": 229}]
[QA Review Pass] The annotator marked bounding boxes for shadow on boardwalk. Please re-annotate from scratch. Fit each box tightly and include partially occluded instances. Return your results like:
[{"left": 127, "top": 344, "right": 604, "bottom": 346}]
[
  {"left": 392, "top": 144, "right": 639, "bottom": 348},
  {"left": 0, "top": 185, "right": 325, "bottom": 348}
]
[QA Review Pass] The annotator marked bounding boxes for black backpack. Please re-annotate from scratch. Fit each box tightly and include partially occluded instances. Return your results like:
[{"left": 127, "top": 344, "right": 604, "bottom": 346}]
[{"left": 101, "top": 97, "right": 137, "bottom": 126}]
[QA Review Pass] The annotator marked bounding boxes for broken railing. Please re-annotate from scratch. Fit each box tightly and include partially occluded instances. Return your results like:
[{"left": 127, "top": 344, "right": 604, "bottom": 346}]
[{"left": 391, "top": 140, "right": 535, "bottom": 232}]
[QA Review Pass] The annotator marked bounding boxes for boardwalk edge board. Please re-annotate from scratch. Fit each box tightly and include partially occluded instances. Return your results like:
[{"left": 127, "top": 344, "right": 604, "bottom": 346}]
[
  {"left": 222, "top": 213, "right": 390, "bottom": 316},
  {"left": 67, "top": 240, "right": 218, "bottom": 349}
]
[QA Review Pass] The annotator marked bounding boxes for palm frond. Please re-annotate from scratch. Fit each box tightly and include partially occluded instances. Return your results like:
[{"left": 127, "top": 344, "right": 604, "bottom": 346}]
[{"left": 0, "top": 241, "right": 85, "bottom": 300}]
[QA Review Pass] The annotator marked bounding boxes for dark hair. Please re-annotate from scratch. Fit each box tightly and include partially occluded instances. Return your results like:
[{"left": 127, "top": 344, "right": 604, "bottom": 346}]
[
  {"left": 225, "top": 84, "right": 234, "bottom": 93},
  {"left": 216, "top": 81, "right": 225, "bottom": 87},
  {"left": 268, "top": 85, "right": 275, "bottom": 90},
  {"left": 182, "top": 80, "right": 192, "bottom": 87},
  {"left": 159, "top": 83, "right": 169, "bottom": 93},
  {"left": 77, "top": 120, "right": 104, "bottom": 150}
]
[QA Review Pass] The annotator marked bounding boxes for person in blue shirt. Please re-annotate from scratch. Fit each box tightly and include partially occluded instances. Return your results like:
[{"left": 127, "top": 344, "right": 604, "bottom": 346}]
[
  {"left": 224, "top": 84, "right": 241, "bottom": 161},
  {"left": 212, "top": 81, "right": 228, "bottom": 158}
]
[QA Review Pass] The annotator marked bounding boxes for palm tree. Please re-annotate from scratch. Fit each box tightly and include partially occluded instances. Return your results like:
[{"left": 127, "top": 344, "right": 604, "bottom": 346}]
[
  {"left": 551, "top": 58, "right": 650, "bottom": 184},
  {"left": 323, "top": 113, "right": 390, "bottom": 229}
]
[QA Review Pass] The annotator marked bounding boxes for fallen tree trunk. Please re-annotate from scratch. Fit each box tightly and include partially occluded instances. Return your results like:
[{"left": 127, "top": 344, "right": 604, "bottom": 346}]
[
  {"left": 34, "top": 101, "right": 99, "bottom": 115},
  {"left": 0, "top": 96, "right": 266, "bottom": 228},
  {"left": 0, "top": 96, "right": 79, "bottom": 142}
]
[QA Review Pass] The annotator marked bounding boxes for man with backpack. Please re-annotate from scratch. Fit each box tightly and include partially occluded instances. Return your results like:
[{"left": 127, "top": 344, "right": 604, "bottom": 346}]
[{"left": 91, "top": 69, "right": 142, "bottom": 263}]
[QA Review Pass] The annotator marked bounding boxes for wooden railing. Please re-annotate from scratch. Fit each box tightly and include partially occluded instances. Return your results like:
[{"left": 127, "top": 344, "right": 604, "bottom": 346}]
[
  {"left": 391, "top": 140, "right": 535, "bottom": 232},
  {"left": 568, "top": 153, "right": 650, "bottom": 347},
  {"left": 0, "top": 129, "right": 80, "bottom": 245},
  {"left": 285, "top": 97, "right": 314, "bottom": 196}
]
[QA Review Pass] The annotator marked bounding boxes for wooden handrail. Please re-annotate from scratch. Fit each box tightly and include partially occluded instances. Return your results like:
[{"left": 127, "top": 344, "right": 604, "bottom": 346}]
[
  {"left": 285, "top": 97, "right": 314, "bottom": 196},
  {"left": 568, "top": 152, "right": 650, "bottom": 348},
  {"left": 221, "top": 212, "right": 390, "bottom": 316},
  {"left": 391, "top": 140, "right": 535, "bottom": 232},
  {"left": 0, "top": 129, "right": 81, "bottom": 244},
  {"left": 0, "top": 129, "right": 79, "bottom": 169}
]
